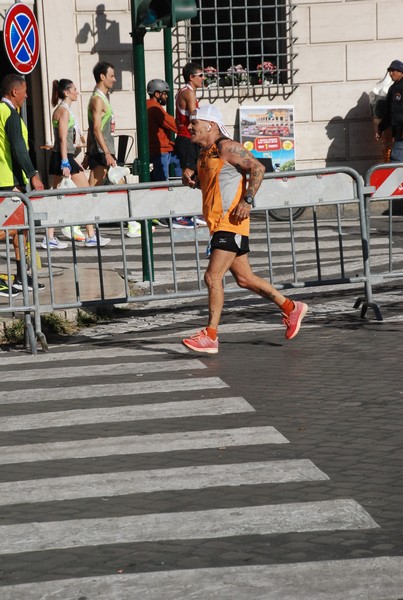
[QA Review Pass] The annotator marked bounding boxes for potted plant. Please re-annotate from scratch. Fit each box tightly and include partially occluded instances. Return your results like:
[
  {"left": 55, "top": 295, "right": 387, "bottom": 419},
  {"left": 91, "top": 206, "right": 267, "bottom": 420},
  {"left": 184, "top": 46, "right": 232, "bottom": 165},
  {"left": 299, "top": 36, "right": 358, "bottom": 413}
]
[
  {"left": 225, "top": 64, "right": 249, "bottom": 86},
  {"left": 203, "top": 66, "right": 218, "bottom": 88},
  {"left": 256, "top": 61, "right": 277, "bottom": 85}
]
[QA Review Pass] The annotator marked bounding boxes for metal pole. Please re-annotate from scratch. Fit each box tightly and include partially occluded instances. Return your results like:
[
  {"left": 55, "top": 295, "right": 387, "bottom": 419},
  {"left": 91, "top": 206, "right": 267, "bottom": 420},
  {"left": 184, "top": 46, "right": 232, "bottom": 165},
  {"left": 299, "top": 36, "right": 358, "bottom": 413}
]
[
  {"left": 130, "top": 19, "right": 154, "bottom": 282},
  {"left": 163, "top": 28, "right": 177, "bottom": 179},
  {"left": 164, "top": 28, "right": 174, "bottom": 117}
]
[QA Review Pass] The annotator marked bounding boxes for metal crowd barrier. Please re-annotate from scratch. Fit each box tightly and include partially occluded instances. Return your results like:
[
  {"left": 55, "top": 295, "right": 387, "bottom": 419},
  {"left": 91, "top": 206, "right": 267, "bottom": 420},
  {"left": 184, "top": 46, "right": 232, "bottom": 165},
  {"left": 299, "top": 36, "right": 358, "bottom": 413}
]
[
  {"left": 0, "top": 191, "right": 46, "bottom": 354},
  {"left": 363, "top": 162, "right": 403, "bottom": 307},
  {"left": 27, "top": 166, "right": 379, "bottom": 306},
  {"left": 1, "top": 166, "right": 386, "bottom": 353},
  {"left": 253, "top": 167, "right": 380, "bottom": 321}
]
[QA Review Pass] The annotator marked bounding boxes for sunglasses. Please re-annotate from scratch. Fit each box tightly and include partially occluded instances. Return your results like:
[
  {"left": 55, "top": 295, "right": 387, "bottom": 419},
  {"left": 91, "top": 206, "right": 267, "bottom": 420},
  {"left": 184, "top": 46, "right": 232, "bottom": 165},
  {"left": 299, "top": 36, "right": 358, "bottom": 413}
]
[{"left": 192, "top": 73, "right": 204, "bottom": 78}]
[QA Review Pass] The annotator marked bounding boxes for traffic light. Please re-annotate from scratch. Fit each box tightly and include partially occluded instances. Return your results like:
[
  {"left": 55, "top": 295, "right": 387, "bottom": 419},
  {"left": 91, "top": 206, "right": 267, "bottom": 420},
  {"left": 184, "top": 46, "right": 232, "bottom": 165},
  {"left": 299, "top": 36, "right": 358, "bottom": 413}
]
[{"left": 131, "top": 0, "right": 198, "bottom": 30}]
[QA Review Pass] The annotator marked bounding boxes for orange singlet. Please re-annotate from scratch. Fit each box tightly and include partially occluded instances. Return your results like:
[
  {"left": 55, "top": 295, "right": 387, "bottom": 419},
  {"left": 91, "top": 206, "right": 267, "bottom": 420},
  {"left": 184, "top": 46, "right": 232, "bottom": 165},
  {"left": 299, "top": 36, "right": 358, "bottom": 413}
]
[{"left": 198, "top": 139, "right": 249, "bottom": 236}]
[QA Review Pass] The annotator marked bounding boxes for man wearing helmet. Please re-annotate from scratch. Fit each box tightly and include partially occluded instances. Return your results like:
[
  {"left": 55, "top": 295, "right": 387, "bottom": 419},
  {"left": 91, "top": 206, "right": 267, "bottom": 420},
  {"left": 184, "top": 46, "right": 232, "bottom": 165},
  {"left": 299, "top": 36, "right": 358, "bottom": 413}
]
[{"left": 147, "top": 78, "right": 181, "bottom": 183}]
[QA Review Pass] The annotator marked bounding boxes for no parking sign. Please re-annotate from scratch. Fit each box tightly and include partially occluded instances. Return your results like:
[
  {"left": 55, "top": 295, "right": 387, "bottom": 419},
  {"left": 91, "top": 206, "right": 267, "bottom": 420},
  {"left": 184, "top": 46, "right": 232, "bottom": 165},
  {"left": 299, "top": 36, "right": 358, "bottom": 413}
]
[{"left": 3, "top": 3, "right": 40, "bottom": 75}]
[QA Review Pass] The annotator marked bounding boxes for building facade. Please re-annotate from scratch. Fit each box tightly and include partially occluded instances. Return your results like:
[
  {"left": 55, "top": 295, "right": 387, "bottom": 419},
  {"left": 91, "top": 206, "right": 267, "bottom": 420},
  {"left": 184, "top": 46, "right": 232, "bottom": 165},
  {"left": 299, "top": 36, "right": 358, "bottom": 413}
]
[{"left": 1, "top": 0, "right": 402, "bottom": 184}]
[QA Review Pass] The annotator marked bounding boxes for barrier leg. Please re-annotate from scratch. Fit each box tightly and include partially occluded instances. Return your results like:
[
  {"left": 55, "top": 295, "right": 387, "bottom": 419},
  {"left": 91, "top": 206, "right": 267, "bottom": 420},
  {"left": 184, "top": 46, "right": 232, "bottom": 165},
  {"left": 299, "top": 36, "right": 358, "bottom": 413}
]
[
  {"left": 36, "top": 329, "right": 49, "bottom": 352},
  {"left": 353, "top": 296, "right": 383, "bottom": 321},
  {"left": 24, "top": 314, "right": 37, "bottom": 354}
]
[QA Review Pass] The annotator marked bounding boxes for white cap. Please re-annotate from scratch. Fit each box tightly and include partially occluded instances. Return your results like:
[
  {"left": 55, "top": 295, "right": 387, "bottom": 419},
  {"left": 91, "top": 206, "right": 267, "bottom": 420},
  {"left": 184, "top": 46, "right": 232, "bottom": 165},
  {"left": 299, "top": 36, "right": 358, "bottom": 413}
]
[{"left": 190, "top": 105, "right": 231, "bottom": 138}]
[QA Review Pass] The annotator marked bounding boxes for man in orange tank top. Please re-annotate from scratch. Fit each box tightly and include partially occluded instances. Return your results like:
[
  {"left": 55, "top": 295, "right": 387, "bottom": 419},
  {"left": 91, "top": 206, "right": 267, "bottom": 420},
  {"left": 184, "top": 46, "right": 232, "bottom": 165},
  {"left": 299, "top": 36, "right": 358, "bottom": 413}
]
[{"left": 182, "top": 104, "right": 308, "bottom": 354}]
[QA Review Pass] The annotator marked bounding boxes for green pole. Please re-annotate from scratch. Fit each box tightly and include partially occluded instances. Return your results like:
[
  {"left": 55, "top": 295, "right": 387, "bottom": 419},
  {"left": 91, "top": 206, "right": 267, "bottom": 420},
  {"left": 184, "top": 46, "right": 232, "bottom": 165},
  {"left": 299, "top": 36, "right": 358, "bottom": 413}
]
[
  {"left": 131, "top": 15, "right": 154, "bottom": 281},
  {"left": 164, "top": 28, "right": 174, "bottom": 117},
  {"left": 164, "top": 28, "right": 176, "bottom": 178}
]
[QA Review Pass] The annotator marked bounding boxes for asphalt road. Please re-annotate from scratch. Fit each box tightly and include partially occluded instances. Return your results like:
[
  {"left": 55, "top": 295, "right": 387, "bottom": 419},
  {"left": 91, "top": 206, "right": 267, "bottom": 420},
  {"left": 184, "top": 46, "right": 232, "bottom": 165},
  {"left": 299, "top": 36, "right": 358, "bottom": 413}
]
[{"left": 0, "top": 280, "right": 403, "bottom": 598}]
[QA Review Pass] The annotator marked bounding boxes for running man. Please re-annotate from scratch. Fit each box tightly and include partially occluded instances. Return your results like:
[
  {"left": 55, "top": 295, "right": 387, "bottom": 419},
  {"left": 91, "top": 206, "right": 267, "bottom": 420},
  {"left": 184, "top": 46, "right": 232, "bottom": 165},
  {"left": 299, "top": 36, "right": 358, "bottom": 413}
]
[{"left": 182, "top": 104, "right": 308, "bottom": 354}]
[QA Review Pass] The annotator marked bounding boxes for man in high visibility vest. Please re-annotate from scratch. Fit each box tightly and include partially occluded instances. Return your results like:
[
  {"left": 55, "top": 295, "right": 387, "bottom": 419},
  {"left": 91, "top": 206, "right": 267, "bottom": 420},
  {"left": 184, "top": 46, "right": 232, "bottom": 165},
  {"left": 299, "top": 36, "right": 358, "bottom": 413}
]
[{"left": 0, "top": 73, "right": 45, "bottom": 295}]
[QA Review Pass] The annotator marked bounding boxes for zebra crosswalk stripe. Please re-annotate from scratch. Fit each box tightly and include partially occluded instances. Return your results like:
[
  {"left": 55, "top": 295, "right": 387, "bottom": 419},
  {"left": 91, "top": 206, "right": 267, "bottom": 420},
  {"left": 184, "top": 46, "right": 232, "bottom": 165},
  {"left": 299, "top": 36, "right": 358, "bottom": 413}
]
[
  {"left": 0, "top": 459, "right": 328, "bottom": 506},
  {"left": 0, "top": 397, "right": 255, "bottom": 431},
  {"left": 0, "top": 499, "right": 378, "bottom": 555},
  {"left": 0, "top": 377, "right": 229, "bottom": 404},
  {"left": 0, "top": 344, "right": 188, "bottom": 365},
  {"left": 0, "top": 426, "right": 289, "bottom": 465},
  {"left": 0, "top": 556, "right": 400, "bottom": 600},
  {"left": 0, "top": 358, "right": 206, "bottom": 382}
]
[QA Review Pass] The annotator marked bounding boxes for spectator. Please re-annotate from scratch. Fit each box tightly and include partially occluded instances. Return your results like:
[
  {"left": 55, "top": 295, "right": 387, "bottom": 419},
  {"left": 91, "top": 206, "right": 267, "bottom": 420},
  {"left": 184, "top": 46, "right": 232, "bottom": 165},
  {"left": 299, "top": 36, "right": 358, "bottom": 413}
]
[
  {"left": 376, "top": 59, "right": 403, "bottom": 162},
  {"left": 147, "top": 78, "right": 181, "bottom": 227},
  {"left": 174, "top": 62, "right": 207, "bottom": 228},
  {"left": 45, "top": 78, "right": 110, "bottom": 248},
  {"left": 147, "top": 78, "right": 180, "bottom": 181},
  {"left": 86, "top": 61, "right": 117, "bottom": 185},
  {"left": 0, "top": 73, "right": 45, "bottom": 293},
  {"left": 86, "top": 61, "right": 139, "bottom": 238}
]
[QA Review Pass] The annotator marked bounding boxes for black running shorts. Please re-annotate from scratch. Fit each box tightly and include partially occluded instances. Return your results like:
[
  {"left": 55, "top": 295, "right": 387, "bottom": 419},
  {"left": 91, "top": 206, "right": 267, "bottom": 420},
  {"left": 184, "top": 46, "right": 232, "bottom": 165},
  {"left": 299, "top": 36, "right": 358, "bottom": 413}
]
[
  {"left": 88, "top": 152, "right": 116, "bottom": 169},
  {"left": 210, "top": 231, "right": 250, "bottom": 256},
  {"left": 49, "top": 152, "right": 83, "bottom": 175}
]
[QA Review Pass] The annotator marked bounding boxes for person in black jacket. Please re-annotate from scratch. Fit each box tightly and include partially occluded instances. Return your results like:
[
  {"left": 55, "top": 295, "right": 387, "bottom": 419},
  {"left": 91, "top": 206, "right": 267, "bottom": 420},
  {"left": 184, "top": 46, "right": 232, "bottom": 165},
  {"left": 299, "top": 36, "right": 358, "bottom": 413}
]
[{"left": 376, "top": 59, "right": 403, "bottom": 162}]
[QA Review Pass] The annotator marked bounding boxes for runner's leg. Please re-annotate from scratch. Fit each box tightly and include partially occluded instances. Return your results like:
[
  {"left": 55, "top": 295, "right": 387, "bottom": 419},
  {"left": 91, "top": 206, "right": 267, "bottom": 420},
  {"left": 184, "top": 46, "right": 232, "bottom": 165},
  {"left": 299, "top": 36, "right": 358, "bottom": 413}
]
[
  {"left": 204, "top": 248, "right": 237, "bottom": 329},
  {"left": 230, "top": 253, "right": 287, "bottom": 307}
]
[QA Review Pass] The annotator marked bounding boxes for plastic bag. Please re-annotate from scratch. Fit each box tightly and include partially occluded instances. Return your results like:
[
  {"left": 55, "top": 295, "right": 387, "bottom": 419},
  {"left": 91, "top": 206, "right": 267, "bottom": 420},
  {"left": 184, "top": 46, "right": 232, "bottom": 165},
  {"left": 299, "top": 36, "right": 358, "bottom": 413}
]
[
  {"left": 372, "top": 72, "right": 392, "bottom": 98},
  {"left": 57, "top": 176, "right": 77, "bottom": 189},
  {"left": 108, "top": 166, "right": 130, "bottom": 184},
  {"left": 369, "top": 72, "right": 393, "bottom": 118}
]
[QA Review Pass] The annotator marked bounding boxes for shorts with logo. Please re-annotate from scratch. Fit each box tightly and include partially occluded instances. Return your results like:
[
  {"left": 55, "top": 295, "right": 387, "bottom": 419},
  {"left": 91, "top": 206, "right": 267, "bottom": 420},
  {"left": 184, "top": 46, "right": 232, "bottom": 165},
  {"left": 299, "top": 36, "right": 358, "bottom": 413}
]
[{"left": 210, "top": 230, "right": 250, "bottom": 256}]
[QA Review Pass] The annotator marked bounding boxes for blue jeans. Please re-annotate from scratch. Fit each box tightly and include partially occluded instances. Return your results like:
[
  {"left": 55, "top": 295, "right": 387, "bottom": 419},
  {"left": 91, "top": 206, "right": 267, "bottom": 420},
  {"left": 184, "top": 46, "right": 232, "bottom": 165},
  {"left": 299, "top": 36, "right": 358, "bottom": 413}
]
[
  {"left": 151, "top": 152, "right": 182, "bottom": 181},
  {"left": 390, "top": 141, "right": 403, "bottom": 162}
]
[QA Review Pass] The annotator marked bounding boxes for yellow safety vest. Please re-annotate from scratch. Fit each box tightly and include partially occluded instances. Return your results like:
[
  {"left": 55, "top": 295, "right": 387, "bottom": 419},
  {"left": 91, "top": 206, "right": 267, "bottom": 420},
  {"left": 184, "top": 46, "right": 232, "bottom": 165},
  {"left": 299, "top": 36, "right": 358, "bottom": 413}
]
[{"left": 0, "top": 102, "right": 29, "bottom": 187}]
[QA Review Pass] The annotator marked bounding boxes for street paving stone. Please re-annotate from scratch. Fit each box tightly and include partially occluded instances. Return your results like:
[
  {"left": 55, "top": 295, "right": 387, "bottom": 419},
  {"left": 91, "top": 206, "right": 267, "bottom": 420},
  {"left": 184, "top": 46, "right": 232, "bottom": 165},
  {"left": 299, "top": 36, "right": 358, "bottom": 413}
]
[{"left": 0, "top": 282, "right": 402, "bottom": 597}]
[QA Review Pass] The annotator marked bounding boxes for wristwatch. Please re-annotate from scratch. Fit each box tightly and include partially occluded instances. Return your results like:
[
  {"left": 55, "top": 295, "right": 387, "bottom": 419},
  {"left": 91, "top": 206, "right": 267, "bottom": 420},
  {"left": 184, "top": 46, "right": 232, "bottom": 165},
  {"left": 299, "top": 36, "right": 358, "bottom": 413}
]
[{"left": 243, "top": 195, "right": 254, "bottom": 205}]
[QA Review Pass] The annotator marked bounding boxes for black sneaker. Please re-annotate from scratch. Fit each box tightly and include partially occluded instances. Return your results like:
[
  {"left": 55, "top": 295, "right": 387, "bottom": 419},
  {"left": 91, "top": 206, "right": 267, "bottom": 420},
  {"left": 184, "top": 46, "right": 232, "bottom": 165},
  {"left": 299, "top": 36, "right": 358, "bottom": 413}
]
[
  {"left": 0, "top": 281, "right": 20, "bottom": 297},
  {"left": 13, "top": 275, "right": 45, "bottom": 291}
]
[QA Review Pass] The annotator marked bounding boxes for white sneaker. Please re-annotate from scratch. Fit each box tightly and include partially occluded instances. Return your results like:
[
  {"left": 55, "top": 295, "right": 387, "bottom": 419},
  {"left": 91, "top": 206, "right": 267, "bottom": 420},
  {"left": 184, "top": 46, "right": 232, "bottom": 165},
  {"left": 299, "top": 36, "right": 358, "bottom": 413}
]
[
  {"left": 195, "top": 215, "right": 208, "bottom": 227},
  {"left": 127, "top": 221, "right": 141, "bottom": 238},
  {"left": 61, "top": 226, "right": 85, "bottom": 241},
  {"left": 84, "top": 235, "right": 111, "bottom": 247},
  {"left": 62, "top": 226, "right": 73, "bottom": 240},
  {"left": 72, "top": 226, "right": 86, "bottom": 241},
  {"left": 40, "top": 236, "right": 68, "bottom": 250},
  {"left": 127, "top": 222, "right": 156, "bottom": 237}
]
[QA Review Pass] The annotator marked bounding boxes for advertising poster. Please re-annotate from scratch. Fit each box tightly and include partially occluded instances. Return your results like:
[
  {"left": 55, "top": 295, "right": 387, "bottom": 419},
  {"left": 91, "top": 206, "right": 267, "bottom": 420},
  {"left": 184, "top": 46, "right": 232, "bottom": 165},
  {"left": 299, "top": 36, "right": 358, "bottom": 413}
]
[{"left": 239, "top": 105, "right": 295, "bottom": 171}]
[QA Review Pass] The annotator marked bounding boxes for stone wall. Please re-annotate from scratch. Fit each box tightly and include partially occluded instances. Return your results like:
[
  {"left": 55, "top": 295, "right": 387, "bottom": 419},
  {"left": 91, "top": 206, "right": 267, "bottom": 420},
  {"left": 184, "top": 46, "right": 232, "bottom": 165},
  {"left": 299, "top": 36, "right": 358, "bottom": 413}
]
[{"left": 38, "top": 0, "right": 403, "bottom": 175}]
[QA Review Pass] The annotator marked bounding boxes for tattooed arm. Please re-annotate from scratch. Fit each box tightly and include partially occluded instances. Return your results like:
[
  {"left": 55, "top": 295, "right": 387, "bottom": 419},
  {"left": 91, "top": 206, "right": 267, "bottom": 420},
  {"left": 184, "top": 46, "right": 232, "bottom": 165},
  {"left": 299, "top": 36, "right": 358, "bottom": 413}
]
[
  {"left": 217, "top": 139, "right": 265, "bottom": 220},
  {"left": 218, "top": 140, "right": 265, "bottom": 197}
]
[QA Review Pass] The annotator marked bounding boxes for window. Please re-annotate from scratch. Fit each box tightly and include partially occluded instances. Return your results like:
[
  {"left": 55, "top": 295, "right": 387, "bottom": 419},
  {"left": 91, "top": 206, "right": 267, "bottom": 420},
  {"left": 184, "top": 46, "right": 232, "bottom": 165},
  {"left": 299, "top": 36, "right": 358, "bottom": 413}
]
[{"left": 173, "top": 0, "right": 297, "bottom": 100}]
